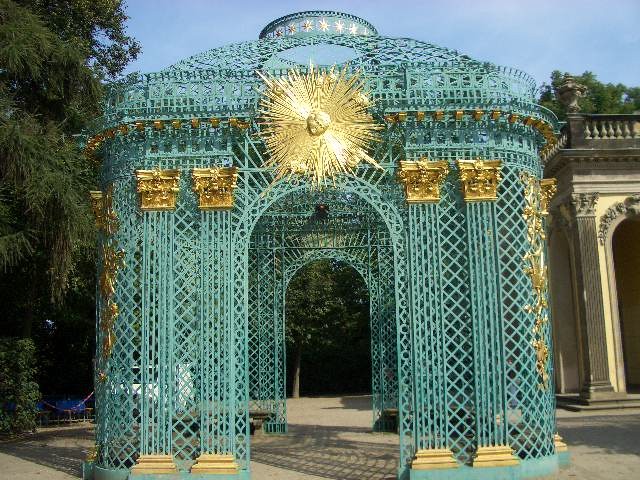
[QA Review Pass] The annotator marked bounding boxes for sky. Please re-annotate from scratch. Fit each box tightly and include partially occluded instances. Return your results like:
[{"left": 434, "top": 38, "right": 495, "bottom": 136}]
[{"left": 122, "top": 0, "right": 639, "bottom": 87}]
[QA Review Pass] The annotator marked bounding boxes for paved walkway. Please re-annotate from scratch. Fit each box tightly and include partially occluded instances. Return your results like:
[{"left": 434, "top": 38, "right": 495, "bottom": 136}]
[{"left": 0, "top": 396, "right": 638, "bottom": 480}]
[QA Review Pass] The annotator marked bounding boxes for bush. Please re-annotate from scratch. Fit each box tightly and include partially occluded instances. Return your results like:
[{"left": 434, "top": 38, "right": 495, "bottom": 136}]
[{"left": 0, "top": 337, "right": 40, "bottom": 434}]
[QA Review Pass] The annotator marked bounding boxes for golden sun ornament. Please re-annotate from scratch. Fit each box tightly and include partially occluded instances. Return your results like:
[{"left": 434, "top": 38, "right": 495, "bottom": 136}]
[{"left": 257, "top": 65, "right": 382, "bottom": 188}]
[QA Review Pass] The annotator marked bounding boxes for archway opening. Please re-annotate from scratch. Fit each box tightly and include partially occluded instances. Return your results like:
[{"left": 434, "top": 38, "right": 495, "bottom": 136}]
[
  {"left": 612, "top": 218, "right": 640, "bottom": 391},
  {"left": 285, "top": 258, "right": 371, "bottom": 398}
]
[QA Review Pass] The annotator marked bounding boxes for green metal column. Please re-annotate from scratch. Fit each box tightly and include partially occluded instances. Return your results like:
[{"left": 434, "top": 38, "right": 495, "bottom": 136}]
[
  {"left": 191, "top": 209, "right": 242, "bottom": 475},
  {"left": 462, "top": 171, "right": 518, "bottom": 468},
  {"left": 406, "top": 201, "right": 458, "bottom": 470},
  {"left": 134, "top": 211, "right": 177, "bottom": 472}
]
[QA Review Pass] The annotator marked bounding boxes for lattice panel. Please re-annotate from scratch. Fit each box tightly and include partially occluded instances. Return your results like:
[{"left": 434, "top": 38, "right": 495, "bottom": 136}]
[
  {"left": 438, "top": 176, "right": 476, "bottom": 464},
  {"left": 497, "top": 165, "right": 555, "bottom": 460},
  {"left": 97, "top": 177, "right": 143, "bottom": 470},
  {"left": 170, "top": 175, "right": 201, "bottom": 467}
]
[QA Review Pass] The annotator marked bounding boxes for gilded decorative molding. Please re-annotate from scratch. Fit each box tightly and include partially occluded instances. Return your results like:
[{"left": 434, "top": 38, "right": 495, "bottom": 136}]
[
  {"left": 257, "top": 65, "right": 381, "bottom": 188},
  {"left": 472, "top": 445, "right": 519, "bottom": 467},
  {"left": 521, "top": 172, "right": 554, "bottom": 390},
  {"left": 597, "top": 194, "right": 640, "bottom": 244},
  {"left": 90, "top": 184, "right": 124, "bottom": 360},
  {"left": 396, "top": 159, "right": 449, "bottom": 203},
  {"left": 89, "top": 191, "right": 104, "bottom": 230},
  {"left": 135, "top": 168, "right": 181, "bottom": 211},
  {"left": 191, "top": 454, "right": 239, "bottom": 474},
  {"left": 192, "top": 167, "right": 239, "bottom": 210},
  {"left": 539, "top": 179, "right": 558, "bottom": 215},
  {"left": 570, "top": 192, "right": 599, "bottom": 217},
  {"left": 554, "top": 433, "right": 568, "bottom": 453},
  {"left": 90, "top": 186, "right": 119, "bottom": 235},
  {"left": 457, "top": 160, "right": 502, "bottom": 202},
  {"left": 99, "top": 245, "right": 124, "bottom": 358},
  {"left": 411, "top": 448, "right": 458, "bottom": 470}
]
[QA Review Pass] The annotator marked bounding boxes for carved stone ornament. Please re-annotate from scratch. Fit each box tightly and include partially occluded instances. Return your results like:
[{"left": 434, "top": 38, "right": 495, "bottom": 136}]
[
  {"left": 397, "top": 159, "right": 449, "bottom": 203},
  {"left": 598, "top": 194, "right": 640, "bottom": 244},
  {"left": 192, "top": 167, "right": 239, "bottom": 210},
  {"left": 135, "top": 168, "right": 181, "bottom": 211},
  {"left": 571, "top": 192, "right": 599, "bottom": 217},
  {"left": 555, "top": 74, "right": 587, "bottom": 113},
  {"left": 539, "top": 178, "right": 558, "bottom": 215},
  {"left": 457, "top": 160, "right": 502, "bottom": 202}
]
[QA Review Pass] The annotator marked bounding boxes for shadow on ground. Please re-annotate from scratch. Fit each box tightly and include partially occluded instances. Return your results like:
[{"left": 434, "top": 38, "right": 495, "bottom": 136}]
[
  {"left": 252, "top": 423, "right": 398, "bottom": 480},
  {"left": 557, "top": 413, "right": 640, "bottom": 456},
  {"left": 0, "top": 425, "right": 93, "bottom": 478}
]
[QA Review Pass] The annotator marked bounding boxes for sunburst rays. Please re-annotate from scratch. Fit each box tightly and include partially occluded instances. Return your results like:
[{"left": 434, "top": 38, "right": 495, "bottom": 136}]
[{"left": 257, "top": 65, "right": 381, "bottom": 188}]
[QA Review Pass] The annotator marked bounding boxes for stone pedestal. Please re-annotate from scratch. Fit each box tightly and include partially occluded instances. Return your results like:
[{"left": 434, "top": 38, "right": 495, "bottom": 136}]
[
  {"left": 411, "top": 449, "right": 458, "bottom": 470},
  {"left": 130, "top": 454, "right": 178, "bottom": 475},
  {"left": 191, "top": 454, "right": 239, "bottom": 474}
]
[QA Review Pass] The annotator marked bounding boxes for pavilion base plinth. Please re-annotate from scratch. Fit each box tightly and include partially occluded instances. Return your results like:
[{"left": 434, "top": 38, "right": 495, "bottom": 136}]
[
  {"left": 130, "top": 455, "right": 178, "bottom": 475},
  {"left": 472, "top": 446, "right": 520, "bottom": 468},
  {"left": 554, "top": 434, "right": 571, "bottom": 468},
  {"left": 190, "top": 454, "right": 239, "bottom": 474},
  {"left": 411, "top": 448, "right": 458, "bottom": 470}
]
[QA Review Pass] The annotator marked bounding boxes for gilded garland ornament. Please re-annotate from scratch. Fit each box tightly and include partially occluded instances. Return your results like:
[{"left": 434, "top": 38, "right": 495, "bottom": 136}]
[
  {"left": 521, "top": 172, "right": 556, "bottom": 390},
  {"left": 257, "top": 65, "right": 382, "bottom": 188}
]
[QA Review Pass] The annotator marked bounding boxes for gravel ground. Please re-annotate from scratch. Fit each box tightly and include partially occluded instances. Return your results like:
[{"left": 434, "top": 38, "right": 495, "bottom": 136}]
[{"left": 0, "top": 395, "right": 638, "bottom": 480}]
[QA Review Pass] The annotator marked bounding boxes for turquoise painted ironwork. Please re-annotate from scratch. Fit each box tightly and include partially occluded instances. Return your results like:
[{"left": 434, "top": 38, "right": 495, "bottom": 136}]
[{"left": 88, "top": 10, "right": 561, "bottom": 480}]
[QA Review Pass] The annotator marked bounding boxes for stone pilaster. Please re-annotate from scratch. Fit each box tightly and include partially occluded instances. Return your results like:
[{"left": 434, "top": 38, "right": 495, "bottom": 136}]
[{"left": 567, "top": 193, "right": 615, "bottom": 397}]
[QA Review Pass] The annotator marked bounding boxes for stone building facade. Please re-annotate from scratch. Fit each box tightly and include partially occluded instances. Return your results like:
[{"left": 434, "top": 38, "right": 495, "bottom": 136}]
[{"left": 545, "top": 113, "right": 640, "bottom": 407}]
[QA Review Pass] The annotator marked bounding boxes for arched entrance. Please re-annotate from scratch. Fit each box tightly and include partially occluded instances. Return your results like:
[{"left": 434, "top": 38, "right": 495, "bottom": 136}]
[
  {"left": 244, "top": 183, "right": 404, "bottom": 452},
  {"left": 612, "top": 218, "right": 640, "bottom": 391}
]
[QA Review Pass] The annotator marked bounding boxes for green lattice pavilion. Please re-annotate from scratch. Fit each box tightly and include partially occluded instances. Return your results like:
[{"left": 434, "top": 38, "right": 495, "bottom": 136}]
[{"left": 85, "top": 10, "right": 567, "bottom": 480}]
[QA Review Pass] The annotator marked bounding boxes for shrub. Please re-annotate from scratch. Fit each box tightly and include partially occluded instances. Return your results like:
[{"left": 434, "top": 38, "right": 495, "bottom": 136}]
[{"left": 0, "top": 337, "right": 40, "bottom": 434}]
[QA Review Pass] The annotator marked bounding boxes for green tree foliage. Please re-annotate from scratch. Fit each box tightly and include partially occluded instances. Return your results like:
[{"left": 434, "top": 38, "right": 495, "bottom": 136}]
[
  {"left": 539, "top": 70, "right": 640, "bottom": 120},
  {"left": 0, "top": 0, "right": 137, "bottom": 401},
  {"left": 285, "top": 260, "right": 370, "bottom": 397},
  {"left": 0, "top": 338, "right": 40, "bottom": 434}
]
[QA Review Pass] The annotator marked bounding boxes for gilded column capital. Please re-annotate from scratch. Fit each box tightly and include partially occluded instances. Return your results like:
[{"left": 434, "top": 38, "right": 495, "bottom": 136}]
[
  {"left": 457, "top": 160, "right": 502, "bottom": 202},
  {"left": 539, "top": 178, "right": 558, "bottom": 216},
  {"left": 192, "top": 167, "right": 239, "bottom": 210},
  {"left": 396, "top": 159, "right": 449, "bottom": 203},
  {"left": 134, "top": 168, "right": 181, "bottom": 211},
  {"left": 570, "top": 192, "right": 599, "bottom": 217}
]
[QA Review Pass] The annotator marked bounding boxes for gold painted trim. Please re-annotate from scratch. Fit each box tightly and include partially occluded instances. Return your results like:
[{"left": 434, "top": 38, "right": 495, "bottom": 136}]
[
  {"left": 457, "top": 160, "right": 502, "bottom": 202},
  {"left": 192, "top": 167, "right": 239, "bottom": 210},
  {"left": 554, "top": 434, "right": 568, "bottom": 453},
  {"left": 397, "top": 159, "right": 449, "bottom": 203},
  {"left": 135, "top": 168, "right": 180, "bottom": 211},
  {"left": 472, "top": 445, "right": 519, "bottom": 468},
  {"left": 84, "top": 110, "right": 558, "bottom": 161},
  {"left": 190, "top": 454, "right": 239, "bottom": 474},
  {"left": 130, "top": 454, "right": 178, "bottom": 475},
  {"left": 521, "top": 172, "right": 553, "bottom": 390},
  {"left": 411, "top": 448, "right": 458, "bottom": 470},
  {"left": 540, "top": 178, "right": 558, "bottom": 215}
]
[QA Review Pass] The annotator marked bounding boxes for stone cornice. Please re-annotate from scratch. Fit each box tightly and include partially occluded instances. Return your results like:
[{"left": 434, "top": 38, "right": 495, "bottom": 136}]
[{"left": 544, "top": 149, "right": 640, "bottom": 177}]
